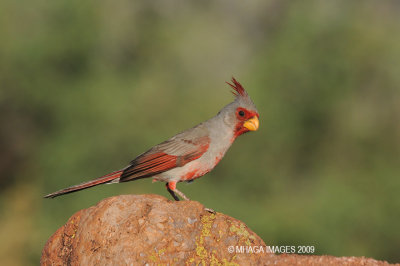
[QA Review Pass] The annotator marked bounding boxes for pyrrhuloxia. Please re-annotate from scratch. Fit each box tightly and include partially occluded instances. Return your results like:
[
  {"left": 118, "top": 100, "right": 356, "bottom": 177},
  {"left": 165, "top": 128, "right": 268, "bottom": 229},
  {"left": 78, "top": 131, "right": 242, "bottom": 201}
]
[{"left": 44, "top": 78, "right": 259, "bottom": 202}]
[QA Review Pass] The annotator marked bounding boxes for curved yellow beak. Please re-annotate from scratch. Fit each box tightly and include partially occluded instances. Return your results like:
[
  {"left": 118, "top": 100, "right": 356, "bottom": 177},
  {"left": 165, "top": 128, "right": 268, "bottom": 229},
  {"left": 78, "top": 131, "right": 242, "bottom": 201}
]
[{"left": 243, "top": 116, "right": 259, "bottom": 131}]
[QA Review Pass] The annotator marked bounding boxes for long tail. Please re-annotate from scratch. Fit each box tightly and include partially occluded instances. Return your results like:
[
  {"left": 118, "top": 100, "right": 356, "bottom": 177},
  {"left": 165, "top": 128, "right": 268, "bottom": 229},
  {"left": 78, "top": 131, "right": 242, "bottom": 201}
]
[{"left": 44, "top": 170, "right": 123, "bottom": 198}]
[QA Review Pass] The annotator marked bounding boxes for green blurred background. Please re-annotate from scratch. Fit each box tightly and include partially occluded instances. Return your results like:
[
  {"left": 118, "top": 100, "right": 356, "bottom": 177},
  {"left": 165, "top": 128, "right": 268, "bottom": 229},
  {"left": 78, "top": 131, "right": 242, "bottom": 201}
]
[{"left": 1, "top": 0, "right": 399, "bottom": 264}]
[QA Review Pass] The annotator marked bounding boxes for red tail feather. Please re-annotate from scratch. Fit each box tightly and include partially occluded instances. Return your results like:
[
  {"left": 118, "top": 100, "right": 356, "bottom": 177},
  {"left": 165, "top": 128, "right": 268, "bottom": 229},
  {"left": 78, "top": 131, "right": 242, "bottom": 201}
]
[{"left": 44, "top": 170, "right": 123, "bottom": 198}]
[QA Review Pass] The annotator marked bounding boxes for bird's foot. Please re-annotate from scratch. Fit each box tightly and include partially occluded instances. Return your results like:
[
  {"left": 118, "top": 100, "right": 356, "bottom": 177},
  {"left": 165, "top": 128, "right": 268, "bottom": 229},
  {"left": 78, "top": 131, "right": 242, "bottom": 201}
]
[
  {"left": 204, "top": 207, "right": 216, "bottom": 213},
  {"left": 174, "top": 188, "right": 190, "bottom": 201}
]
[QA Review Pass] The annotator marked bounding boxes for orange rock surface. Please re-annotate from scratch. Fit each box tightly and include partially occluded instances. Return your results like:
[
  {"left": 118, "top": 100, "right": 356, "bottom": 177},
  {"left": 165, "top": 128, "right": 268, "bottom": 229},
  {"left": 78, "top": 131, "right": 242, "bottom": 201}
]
[{"left": 41, "top": 195, "right": 393, "bottom": 265}]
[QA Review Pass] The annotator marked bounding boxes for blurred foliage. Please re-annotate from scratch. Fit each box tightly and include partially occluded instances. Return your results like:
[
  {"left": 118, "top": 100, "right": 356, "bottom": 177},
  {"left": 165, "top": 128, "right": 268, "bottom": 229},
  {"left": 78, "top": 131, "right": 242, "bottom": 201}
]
[{"left": 0, "top": 0, "right": 399, "bottom": 264}]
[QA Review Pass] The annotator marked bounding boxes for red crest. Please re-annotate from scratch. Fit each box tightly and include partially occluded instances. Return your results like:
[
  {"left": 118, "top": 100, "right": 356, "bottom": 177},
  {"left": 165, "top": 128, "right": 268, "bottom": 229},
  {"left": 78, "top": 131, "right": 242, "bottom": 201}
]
[{"left": 226, "top": 77, "right": 248, "bottom": 97}]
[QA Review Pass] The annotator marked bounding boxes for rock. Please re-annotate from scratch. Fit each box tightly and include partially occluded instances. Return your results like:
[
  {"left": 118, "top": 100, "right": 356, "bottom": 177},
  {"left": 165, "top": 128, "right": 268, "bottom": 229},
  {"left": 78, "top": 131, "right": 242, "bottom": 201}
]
[
  {"left": 267, "top": 254, "right": 392, "bottom": 266},
  {"left": 41, "top": 194, "right": 270, "bottom": 265},
  {"left": 41, "top": 195, "right": 393, "bottom": 265}
]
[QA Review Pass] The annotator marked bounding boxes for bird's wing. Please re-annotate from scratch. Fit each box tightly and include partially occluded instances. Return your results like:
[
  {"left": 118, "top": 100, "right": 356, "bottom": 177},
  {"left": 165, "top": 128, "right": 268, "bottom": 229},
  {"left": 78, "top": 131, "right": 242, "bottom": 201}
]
[{"left": 119, "top": 124, "right": 210, "bottom": 182}]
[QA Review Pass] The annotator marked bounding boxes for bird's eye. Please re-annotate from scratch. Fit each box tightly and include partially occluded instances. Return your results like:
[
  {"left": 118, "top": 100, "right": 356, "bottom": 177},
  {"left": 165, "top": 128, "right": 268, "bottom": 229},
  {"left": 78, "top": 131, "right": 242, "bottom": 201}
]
[{"left": 238, "top": 110, "right": 245, "bottom": 117}]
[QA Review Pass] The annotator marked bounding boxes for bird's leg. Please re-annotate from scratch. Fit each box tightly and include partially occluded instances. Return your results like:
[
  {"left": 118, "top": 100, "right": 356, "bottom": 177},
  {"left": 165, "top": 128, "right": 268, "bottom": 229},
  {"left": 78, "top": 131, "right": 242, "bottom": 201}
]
[
  {"left": 166, "top": 182, "right": 180, "bottom": 201},
  {"left": 166, "top": 182, "right": 215, "bottom": 213},
  {"left": 166, "top": 182, "right": 190, "bottom": 201},
  {"left": 167, "top": 182, "right": 190, "bottom": 200}
]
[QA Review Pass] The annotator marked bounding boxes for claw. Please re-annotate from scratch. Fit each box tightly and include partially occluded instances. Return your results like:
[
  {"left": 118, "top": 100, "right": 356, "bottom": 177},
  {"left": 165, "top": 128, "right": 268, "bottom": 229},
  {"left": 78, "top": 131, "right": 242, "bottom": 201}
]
[{"left": 204, "top": 207, "right": 216, "bottom": 213}]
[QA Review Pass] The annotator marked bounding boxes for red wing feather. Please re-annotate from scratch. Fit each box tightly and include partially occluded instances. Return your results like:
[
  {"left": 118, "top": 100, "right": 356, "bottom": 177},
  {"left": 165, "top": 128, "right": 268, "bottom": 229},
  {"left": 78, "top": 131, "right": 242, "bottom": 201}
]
[{"left": 119, "top": 136, "right": 210, "bottom": 182}]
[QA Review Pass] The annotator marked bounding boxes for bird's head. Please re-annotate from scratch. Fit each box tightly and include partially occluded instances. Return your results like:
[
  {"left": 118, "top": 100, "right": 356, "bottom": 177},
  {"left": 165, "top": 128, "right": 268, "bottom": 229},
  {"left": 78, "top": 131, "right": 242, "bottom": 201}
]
[{"left": 219, "top": 77, "right": 259, "bottom": 139}]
